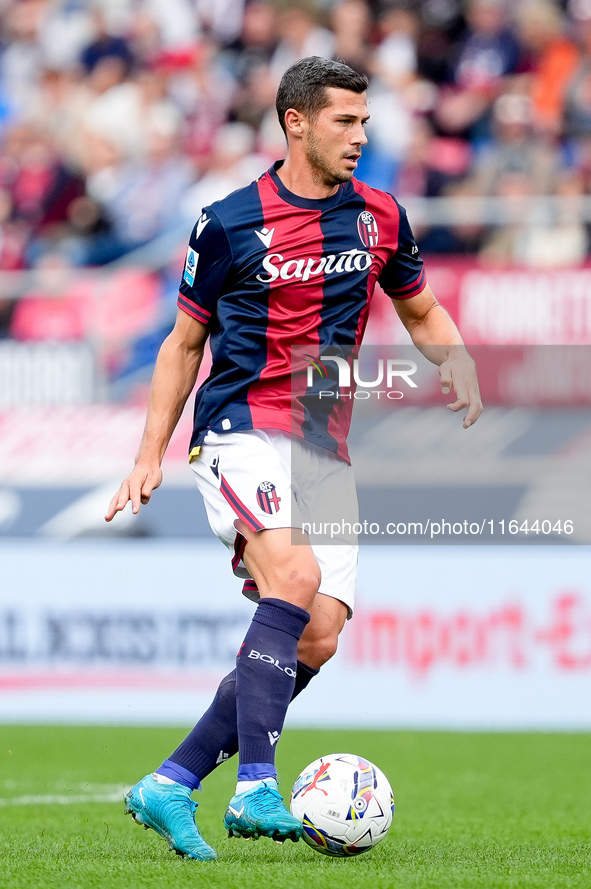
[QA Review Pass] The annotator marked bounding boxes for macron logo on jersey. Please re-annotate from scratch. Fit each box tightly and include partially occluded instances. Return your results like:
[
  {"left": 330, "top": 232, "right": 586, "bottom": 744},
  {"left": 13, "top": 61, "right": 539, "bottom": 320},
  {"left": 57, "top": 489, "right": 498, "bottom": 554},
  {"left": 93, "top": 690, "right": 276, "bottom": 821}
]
[
  {"left": 196, "top": 213, "right": 210, "bottom": 239},
  {"left": 255, "top": 227, "right": 274, "bottom": 248}
]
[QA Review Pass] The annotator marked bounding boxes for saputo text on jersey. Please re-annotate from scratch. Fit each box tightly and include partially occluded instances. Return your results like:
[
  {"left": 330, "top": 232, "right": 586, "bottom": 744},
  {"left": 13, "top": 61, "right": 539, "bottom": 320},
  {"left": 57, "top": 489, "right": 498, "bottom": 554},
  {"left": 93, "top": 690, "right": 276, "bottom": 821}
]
[{"left": 256, "top": 248, "right": 373, "bottom": 283}]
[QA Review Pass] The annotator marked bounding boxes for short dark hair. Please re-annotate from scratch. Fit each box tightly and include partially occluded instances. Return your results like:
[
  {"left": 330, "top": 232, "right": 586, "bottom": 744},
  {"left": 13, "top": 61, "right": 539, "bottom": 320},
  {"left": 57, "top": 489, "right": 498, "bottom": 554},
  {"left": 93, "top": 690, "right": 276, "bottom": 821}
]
[{"left": 275, "top": 56, "right": 369, "bottom": 136}]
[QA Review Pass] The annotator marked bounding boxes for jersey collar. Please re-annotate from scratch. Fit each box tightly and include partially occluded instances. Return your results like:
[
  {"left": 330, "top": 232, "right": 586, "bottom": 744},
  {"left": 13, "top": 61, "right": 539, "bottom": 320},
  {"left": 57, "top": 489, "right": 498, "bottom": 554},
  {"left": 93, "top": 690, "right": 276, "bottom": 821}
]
[{"left": 267, "top": 161, "right": 351, "bottom": 211}]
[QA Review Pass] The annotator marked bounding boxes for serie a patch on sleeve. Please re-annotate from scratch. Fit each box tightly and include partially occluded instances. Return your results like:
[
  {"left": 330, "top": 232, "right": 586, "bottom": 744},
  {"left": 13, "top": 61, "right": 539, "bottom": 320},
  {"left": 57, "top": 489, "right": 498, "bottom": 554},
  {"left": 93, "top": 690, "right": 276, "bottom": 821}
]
[{"left": 183, "top": 247, "right": 199, "bottom": 286}]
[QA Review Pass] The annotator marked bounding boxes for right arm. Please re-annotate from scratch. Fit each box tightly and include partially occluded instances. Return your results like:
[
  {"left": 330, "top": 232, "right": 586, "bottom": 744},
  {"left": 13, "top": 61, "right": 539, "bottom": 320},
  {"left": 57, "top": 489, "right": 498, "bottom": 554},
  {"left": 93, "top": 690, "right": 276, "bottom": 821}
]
[{"left": 105, "top": 308, "right": 208, "bottom": 521}]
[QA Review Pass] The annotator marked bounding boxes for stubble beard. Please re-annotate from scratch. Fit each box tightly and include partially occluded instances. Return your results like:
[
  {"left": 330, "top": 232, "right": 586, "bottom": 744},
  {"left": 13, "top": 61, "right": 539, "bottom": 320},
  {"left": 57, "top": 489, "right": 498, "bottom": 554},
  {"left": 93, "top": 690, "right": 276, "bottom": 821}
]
[{"left": 305, "top": 131, "right": 353, "bottom": 188}]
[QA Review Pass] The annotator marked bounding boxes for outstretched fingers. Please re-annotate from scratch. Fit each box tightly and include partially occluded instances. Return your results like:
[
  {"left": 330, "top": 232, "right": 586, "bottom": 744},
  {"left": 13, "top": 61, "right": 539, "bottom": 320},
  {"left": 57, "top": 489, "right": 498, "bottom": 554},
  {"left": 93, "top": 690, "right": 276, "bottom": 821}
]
[
  {"left": 104, "top": 466, "right": 162, "bottom": 521},
  {"left": 105, "top": 481, "right": 131, "bottom": 522}
]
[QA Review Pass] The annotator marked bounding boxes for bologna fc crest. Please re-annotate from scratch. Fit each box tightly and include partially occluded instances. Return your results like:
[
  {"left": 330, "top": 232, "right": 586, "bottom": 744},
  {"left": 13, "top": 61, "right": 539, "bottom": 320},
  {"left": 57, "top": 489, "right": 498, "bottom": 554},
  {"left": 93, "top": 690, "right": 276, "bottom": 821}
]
[
  {"left": 257, "top": 481, "right": 281, "bottom": 514},
  {"left": 357, "top": 211, "right": 378, "bottom": 248}
]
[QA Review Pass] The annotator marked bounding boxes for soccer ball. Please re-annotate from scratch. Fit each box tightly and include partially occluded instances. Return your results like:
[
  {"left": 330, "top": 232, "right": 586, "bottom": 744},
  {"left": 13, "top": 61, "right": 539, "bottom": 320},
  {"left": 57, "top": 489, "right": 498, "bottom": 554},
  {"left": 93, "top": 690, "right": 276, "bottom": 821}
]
[{"left": 290, "top": 753, "right": 394, "bottom": 857}]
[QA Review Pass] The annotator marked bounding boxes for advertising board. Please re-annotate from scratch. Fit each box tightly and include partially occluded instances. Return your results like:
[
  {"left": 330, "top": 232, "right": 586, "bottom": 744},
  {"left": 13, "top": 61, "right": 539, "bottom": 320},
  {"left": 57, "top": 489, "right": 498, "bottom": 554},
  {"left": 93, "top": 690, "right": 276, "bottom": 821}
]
[{"left": 1, "top": 542, "right": 589, "bottom": 728}]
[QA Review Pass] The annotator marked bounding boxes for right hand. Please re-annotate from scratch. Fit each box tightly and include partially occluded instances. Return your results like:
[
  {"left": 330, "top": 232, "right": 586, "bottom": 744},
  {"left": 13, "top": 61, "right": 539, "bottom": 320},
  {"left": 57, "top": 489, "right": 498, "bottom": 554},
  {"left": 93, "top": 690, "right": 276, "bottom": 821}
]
[{"left": 105, "top": 463, "right": 163, "bottom": 522}]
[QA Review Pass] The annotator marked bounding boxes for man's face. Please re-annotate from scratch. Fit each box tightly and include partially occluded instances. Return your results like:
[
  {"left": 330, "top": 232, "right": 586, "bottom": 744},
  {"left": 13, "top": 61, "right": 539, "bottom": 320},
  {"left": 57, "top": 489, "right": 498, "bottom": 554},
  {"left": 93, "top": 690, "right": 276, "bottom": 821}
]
[{"left": 303, "top": 88, "right": 369, "bottom": 187}]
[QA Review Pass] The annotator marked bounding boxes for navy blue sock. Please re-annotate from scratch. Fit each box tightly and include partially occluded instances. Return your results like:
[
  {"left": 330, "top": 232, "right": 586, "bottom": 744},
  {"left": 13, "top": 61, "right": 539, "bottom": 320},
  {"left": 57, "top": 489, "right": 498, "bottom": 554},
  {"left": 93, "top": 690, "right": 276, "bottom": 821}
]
[
  {"left": 293, "top": 660, "right": 319, "bottom": 695},
  {"left": 235, "top": 598, "right": 310, "bottom": 781},
  {"left": 160, "top": 670, "right": 237, "bottom": 788},
  {"left": 156, "top": 760, "right": 200, "bottom": 790},
  {"left": 163, "top": 659, "right": 319, "bottom": 786}
]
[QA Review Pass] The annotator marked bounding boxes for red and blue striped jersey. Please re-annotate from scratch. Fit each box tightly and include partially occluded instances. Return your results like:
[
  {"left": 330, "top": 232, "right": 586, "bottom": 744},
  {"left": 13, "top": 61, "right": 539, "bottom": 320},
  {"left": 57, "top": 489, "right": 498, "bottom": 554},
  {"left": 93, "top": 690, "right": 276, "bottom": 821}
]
[{"left": 178, "top": 162, "right": 426, "bottom": 461}]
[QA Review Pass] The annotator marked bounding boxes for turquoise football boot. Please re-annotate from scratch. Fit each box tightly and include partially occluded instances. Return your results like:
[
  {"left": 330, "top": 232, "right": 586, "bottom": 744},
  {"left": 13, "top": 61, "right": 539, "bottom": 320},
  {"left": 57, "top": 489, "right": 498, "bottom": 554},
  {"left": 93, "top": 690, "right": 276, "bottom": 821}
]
[
  {"left": 224, "top": 779, "right": 303, "bottom": 842},
  {"left": 125, "top": 774, "right": 217, "bottom": 860}
]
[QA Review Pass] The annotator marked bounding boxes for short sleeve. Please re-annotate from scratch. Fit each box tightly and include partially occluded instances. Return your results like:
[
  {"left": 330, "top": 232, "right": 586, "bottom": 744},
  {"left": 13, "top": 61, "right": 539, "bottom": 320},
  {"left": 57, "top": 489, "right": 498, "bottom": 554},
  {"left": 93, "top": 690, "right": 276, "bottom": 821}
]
[
  {"left": 177, "top": 208, "right": 233, "bottom": 324},
  {"left": 379, "top": 199, "right": 426, "bottom": 300}
]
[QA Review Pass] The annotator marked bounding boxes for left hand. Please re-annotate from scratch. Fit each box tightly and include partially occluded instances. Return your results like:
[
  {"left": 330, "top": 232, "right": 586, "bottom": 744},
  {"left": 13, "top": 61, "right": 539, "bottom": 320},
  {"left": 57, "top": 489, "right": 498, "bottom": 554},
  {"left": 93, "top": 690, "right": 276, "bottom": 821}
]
[{"left": 439, "top": 349, "right": 483, "bottom": 428}]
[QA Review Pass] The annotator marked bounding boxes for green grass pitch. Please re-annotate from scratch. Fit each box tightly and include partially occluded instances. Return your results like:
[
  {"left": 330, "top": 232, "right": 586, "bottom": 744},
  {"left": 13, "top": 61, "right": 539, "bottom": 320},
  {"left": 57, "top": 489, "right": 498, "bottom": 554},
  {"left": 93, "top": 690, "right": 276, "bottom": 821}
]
[{"left": 0, "top": 726, "right": 589, "bottom": 889}]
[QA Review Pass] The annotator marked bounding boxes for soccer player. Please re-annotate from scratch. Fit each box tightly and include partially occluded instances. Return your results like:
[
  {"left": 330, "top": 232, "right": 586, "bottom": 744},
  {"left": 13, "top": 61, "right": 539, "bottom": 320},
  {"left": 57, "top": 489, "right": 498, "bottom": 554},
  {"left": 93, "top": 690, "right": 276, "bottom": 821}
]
[{"left": 105, "top": 56, "right": 482, "bottom": 861}]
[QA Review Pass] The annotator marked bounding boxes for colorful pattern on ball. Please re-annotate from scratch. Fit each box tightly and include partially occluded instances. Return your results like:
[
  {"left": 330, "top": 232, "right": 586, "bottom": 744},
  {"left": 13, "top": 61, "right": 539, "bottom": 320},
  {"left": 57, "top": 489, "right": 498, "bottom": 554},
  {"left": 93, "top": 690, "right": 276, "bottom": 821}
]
[
  {"left": 301, "top": 817, "right": 371, "bottom": 856},
  {"left": 290, "top": 753, "right": 394, "bottom": 857},
  {"left": 346, "top": 757, "right": 381, "bottom": 821}
]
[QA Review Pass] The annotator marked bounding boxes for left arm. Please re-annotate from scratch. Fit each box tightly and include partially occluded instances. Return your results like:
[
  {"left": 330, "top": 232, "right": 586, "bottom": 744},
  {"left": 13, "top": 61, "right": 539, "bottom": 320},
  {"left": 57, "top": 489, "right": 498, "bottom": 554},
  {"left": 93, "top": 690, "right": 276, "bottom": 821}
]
[{"left": 393, "top": 283, "right": 483, "bottom": 428}]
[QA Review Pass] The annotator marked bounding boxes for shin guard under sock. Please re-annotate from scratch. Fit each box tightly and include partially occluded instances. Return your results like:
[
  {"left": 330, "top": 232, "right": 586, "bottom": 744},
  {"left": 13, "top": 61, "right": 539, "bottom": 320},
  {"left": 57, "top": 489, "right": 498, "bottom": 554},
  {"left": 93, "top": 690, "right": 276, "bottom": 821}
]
[
  {"left": 163, "top": 658, "right": 319, "bottom": 785},
  {"left": 235, "top": 598, "right": 310, "bottom": 779},
  {"left": 158, "top": 669, "right": 237, "bottom": 788}
]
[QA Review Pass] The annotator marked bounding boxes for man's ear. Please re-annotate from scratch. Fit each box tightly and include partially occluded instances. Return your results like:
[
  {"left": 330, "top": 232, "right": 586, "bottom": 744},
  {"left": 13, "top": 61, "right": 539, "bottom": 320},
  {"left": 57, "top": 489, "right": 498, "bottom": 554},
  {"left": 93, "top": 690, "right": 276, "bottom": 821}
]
[{"left": 284, "top": 108, "right": 307, "bottom": 138}]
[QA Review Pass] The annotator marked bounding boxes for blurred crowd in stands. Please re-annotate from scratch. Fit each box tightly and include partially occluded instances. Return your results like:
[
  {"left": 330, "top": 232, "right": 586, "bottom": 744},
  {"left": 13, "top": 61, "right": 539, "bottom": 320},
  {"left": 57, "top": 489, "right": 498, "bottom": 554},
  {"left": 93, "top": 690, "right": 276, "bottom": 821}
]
[{"left": 1, "top": 0, "right": 591, "bottom": 369}]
